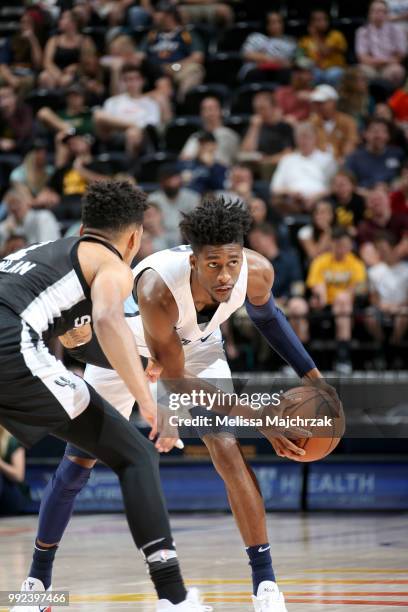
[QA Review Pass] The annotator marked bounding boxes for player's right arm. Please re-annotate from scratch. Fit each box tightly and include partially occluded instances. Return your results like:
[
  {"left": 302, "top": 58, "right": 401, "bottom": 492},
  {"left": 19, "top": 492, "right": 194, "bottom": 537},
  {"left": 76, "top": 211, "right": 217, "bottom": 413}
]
[
  {"left": 137, "top": 270, "right": 186, "bottom": 379},
  {"left": 90, "top": 260, "right": 157, "bottom": 427}
]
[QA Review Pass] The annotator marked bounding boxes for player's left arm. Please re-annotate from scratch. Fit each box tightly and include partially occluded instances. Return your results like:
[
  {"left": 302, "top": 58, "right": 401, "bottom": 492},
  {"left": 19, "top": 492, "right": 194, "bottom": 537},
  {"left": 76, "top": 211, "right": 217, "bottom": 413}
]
[{"left": 244, "top": 248, "right": 321, "bottom": 381}]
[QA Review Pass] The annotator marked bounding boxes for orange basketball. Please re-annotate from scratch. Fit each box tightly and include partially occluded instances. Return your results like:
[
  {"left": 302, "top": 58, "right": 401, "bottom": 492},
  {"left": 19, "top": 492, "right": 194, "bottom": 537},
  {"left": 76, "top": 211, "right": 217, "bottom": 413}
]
[{"left": 281, "top": 385, "right": 345, "bottom": 462}]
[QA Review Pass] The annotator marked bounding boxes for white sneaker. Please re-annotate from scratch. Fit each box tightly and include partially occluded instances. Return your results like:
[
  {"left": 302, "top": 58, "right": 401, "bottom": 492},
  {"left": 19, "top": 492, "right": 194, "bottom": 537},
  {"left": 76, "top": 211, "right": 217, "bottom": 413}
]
[
  {"left": 157, "top": 588, "right": 212, "bottom": 611},
  {"left": 10, "top": 577, "right": 52, "bottom": 612},
  {"left": 252, "top": 581, "right": 287, "bottom": 612}
]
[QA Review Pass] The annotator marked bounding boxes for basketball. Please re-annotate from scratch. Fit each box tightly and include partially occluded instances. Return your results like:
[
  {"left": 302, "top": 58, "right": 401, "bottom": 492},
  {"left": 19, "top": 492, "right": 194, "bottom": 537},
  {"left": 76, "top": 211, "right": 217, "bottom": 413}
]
[{"left": 281, "top": 385, "right": 345, "bottom": 462}]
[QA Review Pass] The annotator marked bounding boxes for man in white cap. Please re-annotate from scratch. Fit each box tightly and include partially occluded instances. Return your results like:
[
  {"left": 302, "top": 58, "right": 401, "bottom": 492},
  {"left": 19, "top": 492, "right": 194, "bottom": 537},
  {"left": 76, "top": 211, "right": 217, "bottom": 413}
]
[{"left": 310, "top": 84, "right": 359, "bottom": 161}]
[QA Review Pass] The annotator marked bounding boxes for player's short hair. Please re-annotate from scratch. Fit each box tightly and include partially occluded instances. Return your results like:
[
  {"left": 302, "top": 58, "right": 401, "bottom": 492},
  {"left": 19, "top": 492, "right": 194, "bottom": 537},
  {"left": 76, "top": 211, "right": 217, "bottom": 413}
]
[
  {"left": 82, "top": 180, "right": 147, "bottom": 233},
  {"left": 180, "top": 197, "right": 252, "bottom": 252}
]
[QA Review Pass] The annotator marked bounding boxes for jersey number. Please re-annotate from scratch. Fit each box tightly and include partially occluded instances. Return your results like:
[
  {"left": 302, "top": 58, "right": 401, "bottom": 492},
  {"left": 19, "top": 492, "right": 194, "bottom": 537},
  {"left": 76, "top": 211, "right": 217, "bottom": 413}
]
[{"left": 74, "top": 315, "right": 91, "bottom": 328}]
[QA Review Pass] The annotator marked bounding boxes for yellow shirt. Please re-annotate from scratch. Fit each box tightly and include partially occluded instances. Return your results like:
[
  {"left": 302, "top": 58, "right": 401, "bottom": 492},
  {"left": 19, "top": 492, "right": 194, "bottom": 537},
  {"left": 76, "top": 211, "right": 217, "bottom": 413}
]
[
  {"left": 307, "top": 252, "right": 366, "bottom": 304},
  {"left": 299, "top": 31, "right": 347, "bottom": 68}
]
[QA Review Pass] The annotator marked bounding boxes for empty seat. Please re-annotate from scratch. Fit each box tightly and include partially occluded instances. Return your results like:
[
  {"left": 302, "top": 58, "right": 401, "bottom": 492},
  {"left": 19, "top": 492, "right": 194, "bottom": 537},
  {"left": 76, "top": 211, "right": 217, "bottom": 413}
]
[
  {"left": 205, "top": 53, "right": 243, "bottom": 87},
  {"left": 26, "top": 89, "right": 64, "bottom": 114},
  {"left": 137, "top": 152, "right": 177, "bottom": 183},
  {"left": 216, "top": 21, "right": 262, "bottom": 53},
  {"left": 164, "top": 117, "right": 202, "bottom": 153},
  {"left": 224, "top": 115, "right": 250, "bottom": 137}
]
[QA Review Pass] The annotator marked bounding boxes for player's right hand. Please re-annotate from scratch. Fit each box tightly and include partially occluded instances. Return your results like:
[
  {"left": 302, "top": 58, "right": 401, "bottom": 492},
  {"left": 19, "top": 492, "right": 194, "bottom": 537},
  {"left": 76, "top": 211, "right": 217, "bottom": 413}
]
[{"left": 268, "top": 434, "right": 306, "bottom": 460}]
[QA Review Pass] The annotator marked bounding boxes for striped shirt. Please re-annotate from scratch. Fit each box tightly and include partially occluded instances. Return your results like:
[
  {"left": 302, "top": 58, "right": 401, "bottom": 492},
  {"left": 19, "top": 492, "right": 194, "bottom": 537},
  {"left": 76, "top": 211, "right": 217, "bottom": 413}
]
[{"left": 356, "top": 22, "right": 407, "bottom": 59}]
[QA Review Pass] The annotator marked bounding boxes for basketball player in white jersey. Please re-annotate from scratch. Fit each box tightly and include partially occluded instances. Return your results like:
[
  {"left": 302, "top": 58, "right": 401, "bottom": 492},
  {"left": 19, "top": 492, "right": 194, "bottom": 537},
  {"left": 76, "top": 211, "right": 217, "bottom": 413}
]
[{"left": 17, "top": 198, "right": 336, "bottom": 612}]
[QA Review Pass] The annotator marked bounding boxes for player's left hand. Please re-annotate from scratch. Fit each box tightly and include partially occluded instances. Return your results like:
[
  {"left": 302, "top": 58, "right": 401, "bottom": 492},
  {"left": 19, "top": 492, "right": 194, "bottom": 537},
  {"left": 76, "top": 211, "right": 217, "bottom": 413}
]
[{"left": 268, "top": 434, "right": 306, "bottom": 460}]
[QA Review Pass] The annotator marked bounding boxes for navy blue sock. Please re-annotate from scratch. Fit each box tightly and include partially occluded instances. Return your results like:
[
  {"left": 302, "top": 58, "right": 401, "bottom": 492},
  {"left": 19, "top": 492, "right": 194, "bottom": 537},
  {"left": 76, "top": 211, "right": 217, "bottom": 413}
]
[
  {"left": 30, "top": 456, "right": 92, "bottom": 589},
  {"left": 246, "top": 544, "right": 276, "bottom": 594},
  {"left": 29, "top": 544, "right": 58, "bottom": 590}
]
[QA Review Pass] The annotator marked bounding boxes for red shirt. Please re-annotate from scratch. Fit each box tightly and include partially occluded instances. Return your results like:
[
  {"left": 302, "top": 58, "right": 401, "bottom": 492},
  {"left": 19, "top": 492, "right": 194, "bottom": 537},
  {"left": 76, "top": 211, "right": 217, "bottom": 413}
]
[
  {"left": 357, "top": 213, "right": 408, "bottom": 244},
  {"left": 390, "top": 190, "right": 408, "bottom": 215},
  {"left": 275, "top": 86, "right": 311, "bottom": 121}
]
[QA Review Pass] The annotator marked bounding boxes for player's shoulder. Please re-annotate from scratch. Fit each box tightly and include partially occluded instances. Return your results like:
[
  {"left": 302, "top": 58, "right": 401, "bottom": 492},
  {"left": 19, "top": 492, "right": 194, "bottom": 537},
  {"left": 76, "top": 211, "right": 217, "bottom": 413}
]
[
  {"left": 136, "top": 268, "right": 175, "bottom": 310},
  {"left": 244, "top": 248, "right": 274, "bottom": 285}
]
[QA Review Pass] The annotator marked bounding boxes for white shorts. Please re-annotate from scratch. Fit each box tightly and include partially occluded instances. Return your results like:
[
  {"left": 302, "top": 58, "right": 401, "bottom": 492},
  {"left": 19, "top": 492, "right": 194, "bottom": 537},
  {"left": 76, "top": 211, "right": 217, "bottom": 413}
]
[{"left": 84, "top": 335, "right": 232, "bottom": 421}]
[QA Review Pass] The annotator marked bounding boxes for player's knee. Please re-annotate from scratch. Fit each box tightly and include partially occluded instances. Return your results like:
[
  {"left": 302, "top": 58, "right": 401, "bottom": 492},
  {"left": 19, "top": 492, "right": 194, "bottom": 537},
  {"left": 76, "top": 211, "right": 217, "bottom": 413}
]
[
  {"left": 67, "top": 455, "right": 97, "bottom": 469},
  {"left": 206, "top": 435, "right": 244, "bottom": 480},
  {"left": 52, "top": 456, "right": 92, "bottom": 499}
]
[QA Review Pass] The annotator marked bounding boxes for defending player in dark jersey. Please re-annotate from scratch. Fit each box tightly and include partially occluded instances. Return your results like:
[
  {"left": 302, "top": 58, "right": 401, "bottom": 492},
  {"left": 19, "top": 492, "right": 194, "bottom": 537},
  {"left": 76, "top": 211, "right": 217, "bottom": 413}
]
[{"left": 0, "top": 180, "right": 211, "bottom": 612}]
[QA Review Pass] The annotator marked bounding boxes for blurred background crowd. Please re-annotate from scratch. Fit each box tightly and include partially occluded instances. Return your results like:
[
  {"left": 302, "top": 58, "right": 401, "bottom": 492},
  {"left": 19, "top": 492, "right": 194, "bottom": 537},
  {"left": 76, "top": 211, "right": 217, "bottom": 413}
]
[{"left": 0, "top": 0, "right": 408, "bottom": 377}]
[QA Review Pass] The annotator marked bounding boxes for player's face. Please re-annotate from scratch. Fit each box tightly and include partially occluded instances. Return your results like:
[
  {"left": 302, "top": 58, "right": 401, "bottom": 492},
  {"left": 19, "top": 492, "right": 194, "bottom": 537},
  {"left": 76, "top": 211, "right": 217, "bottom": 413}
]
[{"left": 193, "top": 244, "right": 243, "bottom": 303}]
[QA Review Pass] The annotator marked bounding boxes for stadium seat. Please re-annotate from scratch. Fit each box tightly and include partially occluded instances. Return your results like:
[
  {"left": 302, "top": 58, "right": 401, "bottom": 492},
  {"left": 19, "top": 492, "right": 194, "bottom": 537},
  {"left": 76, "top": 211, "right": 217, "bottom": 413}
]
[
  {"left": 186, "top": 24, "right": 214, "bottom": 55},
  {"left": 205, "top": 52, "right": 243, "bottom": 87},
  {"left": 180, "top": 84, "right": 230, "bottom": 116},
  {"left": 83, "top": 27, "right": 108, "bottom": 54},
  {"left": 230, "top": 82, "right": 276, "bottom": 115},
  {"left": 0, "top": 22, "right": 19, "bottom": 35},
  {"left": 216, "top": 21, "right": 262, "bottom": 53},
  {"left": 224, "top": 115, "right": 250, "bottom": 137},
  {"left": 137, "top": 152, "right": 177, "bottom": 183},
  {"left": 334, "top": 0, "right": 370, "bottom": 18},
  {"left": 164, "top": 116, "right": 202, "bottom": 153},
  {"left": 25, "top": 89, "right": 64, "bottom": 114}
]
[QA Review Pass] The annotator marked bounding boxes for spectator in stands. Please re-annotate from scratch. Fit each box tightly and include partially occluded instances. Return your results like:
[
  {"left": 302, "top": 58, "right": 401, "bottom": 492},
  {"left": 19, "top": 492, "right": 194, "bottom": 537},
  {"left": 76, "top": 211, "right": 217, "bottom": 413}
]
[
  {"left": 179, "top": 131, "right": 227, "bottom": 194},
  {"left": 0, "top": 11, "right": 42, "bottom": 94},
  {"left": 94, "top": 64, "right": 161, "bottom": 158},
  {"left": 177, "top": 0, "right": 233, "bottom": 26},
  {"left": 356, "top": 0, "right": 407, "bottom": 87},
  {"left": 76, "top": 51, "right": 106, "bottom": 106},
  {"left": 357, "top": 187, "right": 408, "bottom": 260},
  {"left": 307, "top": 227, "right": 367, "bottom": 373},
  {"left": 248, "top": 223, "right": 309, "bottom": 344},
  {"left": 38, "top": 83, "right": 94, "bottom": 138},
  {"left": 148, "top": 162, "right": 200, "bottom": 244},
  {"left": 365, "top": 232, "right": 408, "bottom": 354},
  {"left": 298, "top": 10, "right": 347, "bottom": 86},
  {"left": 337, "top": 67, "right": 375, "bottom": 129},
  {"left": 9, "top": 139, "right": 54, "bottom": 197},
  {"left": 139, "top": 3, "right": 205, "bottom": 102},
  {"left": 248, "top": 197, "right": 268, "bottom": 224},
  {"left": 34, "top": 133, "right": 110, "bottom": 221},
  {"left": 0, "top": 233, "right": 27, "bottom": 258},
  {"left": 0, "top": 85, "right": 33, "bottom": 155},
  {"left": 391, "top": 160, "right": 408, "bottom": 213},
  {"left": 143, "top": 201, "right": 173, "bottom": 251},
  {"left": 180, "top": 96, "right": 240, "bottom": 166},
  {"left": 240, "top": 91, "right": 294, "bottom": 180},
  {"left": 373, "top": 102, "right": 408, "bottom": 152},
  {"left": 310, "top": 84, "right": 359, "bottom": 161},
  {"left": 0, "top": 425, "right": 29, "bottom": 516},
  {"left": 345, "top": 118, "right": 405, "bottom": 189},
  {"left": 298, "top": 200, "right": 334, "bottom": 261},
  {"left": 218, "top": 163, "right": 255, "bottom": 204},
  {"left": 101, "top": 34, "right": 144, "bottom": 87},
  {"left": 0, "top": 186, "right": 60, "bottom": 250},
  {"left": 248, "top": 222, "right": 304, "bottom": 303},
  {"left": 39, "top": 10, "right": 96, "bottom": 90},
  {"left": 329, "top": 170, "right": 366, "bottom": 232},
  {"left": 270, "top": 121, "right": 337, "bottom": 213},
  {"left": 274, "top": 57, "right": 313, "bottom": 122},
  {"left": 241, "top": 12, "right": 296, "bottom": 83}
]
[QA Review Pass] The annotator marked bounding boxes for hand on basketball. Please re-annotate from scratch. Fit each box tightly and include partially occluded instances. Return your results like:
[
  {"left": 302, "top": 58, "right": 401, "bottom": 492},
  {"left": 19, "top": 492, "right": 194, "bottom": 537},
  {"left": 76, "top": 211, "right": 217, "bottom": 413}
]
[{"left": 269, "top": 435, "right": 306, "bottom": 460}]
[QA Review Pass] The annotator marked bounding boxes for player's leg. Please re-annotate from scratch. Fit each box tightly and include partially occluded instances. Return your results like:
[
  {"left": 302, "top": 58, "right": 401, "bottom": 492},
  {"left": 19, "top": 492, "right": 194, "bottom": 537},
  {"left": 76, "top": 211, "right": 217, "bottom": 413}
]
[
  {"left": 25, "top": 363, "right": 135, "bottom": 593},
  {"left": 185, "top": 340, "right": 286, "bottom": 610},
  {"left": 0, "top": 322, "right": 204, "bottom": 611}
]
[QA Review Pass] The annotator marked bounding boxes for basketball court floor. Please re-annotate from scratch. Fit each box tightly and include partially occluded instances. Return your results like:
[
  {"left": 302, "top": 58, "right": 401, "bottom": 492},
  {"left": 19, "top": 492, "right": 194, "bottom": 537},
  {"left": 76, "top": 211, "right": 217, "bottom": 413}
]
[{"left": 1, "top": 512, "right": 407, "bottom": 611}]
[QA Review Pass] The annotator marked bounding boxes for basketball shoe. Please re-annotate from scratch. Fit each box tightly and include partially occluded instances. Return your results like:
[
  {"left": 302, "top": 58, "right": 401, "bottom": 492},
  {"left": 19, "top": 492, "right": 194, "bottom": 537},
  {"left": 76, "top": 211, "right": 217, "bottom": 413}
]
[
  {"left": 252, "top": 581, "right": 287, "bottom": 612},
  {"left": 157, "top": 588, "right": 212, "bottom": 611},
  {"left": 10, "top": 577, "right": 51, "bottom": 612}
]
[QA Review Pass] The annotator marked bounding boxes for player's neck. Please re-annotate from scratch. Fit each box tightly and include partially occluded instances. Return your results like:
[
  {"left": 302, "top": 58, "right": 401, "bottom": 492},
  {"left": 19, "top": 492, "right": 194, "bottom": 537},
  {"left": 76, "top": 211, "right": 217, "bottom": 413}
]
[{"left": 190, "top": 270, "right": 218, "bottom": 311}]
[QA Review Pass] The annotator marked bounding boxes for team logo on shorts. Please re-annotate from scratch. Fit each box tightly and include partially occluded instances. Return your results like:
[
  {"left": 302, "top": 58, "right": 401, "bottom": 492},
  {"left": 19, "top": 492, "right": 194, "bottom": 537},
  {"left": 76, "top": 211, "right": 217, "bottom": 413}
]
[{"left": 54, "top": 376, "right": 77, "bottom": 390}]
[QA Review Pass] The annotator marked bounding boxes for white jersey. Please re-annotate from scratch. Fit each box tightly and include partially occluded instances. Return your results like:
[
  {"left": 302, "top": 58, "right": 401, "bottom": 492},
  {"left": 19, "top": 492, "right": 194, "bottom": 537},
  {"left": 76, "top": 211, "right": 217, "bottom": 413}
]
[
  {"left": 130, "top": 245, "right": 248, "bottom": 352},
  {"left": 86, "top": 245, "right": 245, "bottom": 419}
]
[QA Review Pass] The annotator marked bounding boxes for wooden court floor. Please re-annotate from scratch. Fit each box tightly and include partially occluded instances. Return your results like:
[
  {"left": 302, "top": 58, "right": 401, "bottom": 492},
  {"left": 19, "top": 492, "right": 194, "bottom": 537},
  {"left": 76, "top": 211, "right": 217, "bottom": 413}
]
[{"left": 1, "top": 513, "right": 407, "bottom": 611}]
